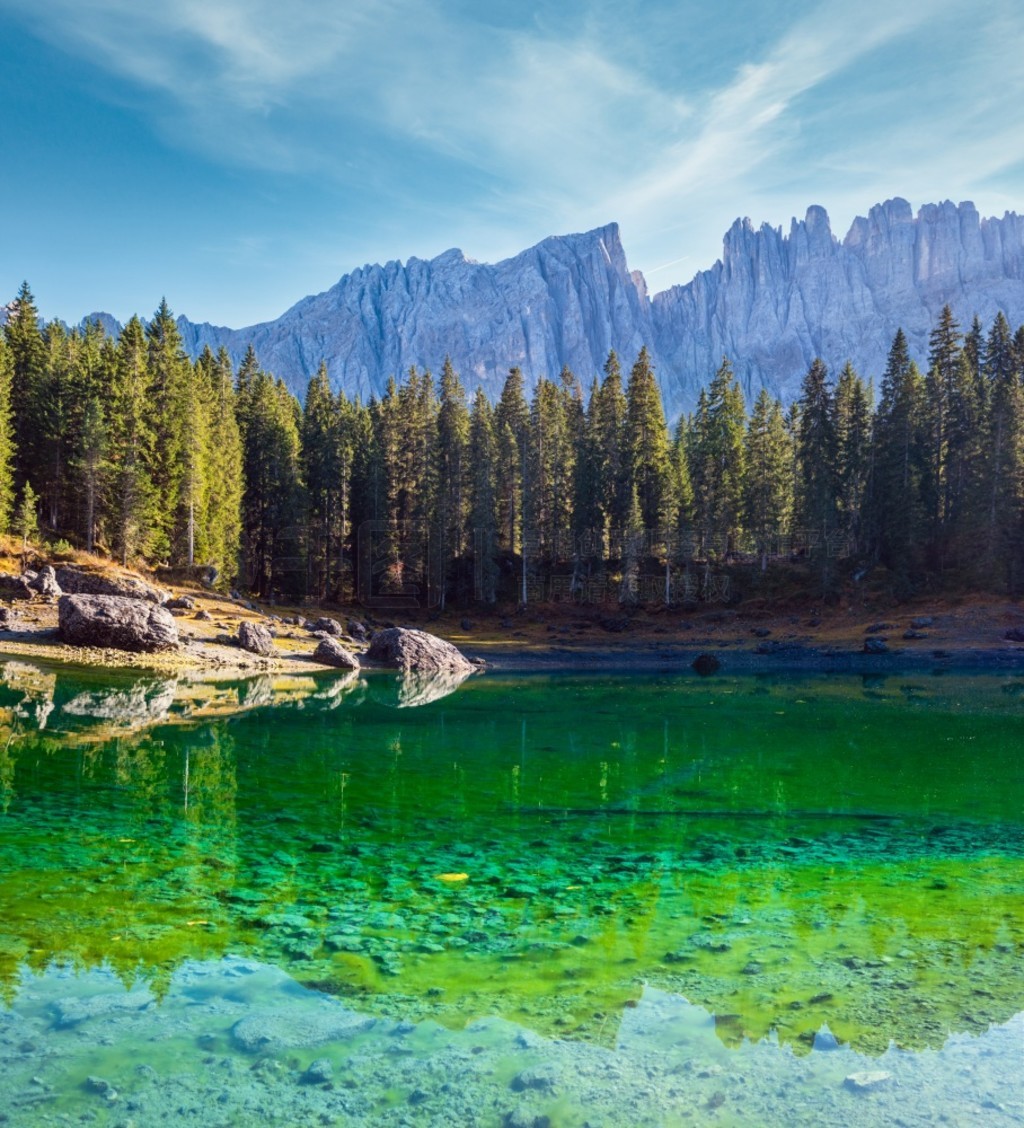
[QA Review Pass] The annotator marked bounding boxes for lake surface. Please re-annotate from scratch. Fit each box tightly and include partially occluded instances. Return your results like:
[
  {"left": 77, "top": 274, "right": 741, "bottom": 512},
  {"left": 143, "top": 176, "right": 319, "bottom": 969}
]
[{"left": 0, "top": 659, "right": 1021, "bottom": 1125}]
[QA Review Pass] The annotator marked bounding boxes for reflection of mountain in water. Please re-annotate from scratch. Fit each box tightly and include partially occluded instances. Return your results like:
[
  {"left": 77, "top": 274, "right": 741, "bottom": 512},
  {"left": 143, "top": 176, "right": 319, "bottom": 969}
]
[{"left": 1, "top": 960, "right": 1019, "bottom": 1126}]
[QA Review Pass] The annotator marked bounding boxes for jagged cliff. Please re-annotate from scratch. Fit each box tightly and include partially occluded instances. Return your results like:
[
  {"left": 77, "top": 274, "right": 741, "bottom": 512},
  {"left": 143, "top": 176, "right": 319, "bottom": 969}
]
[
  {"left": 651, "top": 199, "right": 1024, "bottom": 408},
  {"left": 87, "top": 198, "right": 1024, "bottom": 414}
]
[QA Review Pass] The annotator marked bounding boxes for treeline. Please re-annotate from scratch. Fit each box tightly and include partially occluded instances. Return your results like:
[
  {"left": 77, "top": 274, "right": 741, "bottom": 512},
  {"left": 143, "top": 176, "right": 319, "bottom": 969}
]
[{"left": 1, "top": 283, "right": 1022, "bottom": 602}]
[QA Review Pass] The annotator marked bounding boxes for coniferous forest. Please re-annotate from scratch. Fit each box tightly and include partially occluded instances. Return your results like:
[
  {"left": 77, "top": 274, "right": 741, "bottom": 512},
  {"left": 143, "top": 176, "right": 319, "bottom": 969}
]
[{"left": 2, "top": 282, "right": 1023, "bottom": 605}]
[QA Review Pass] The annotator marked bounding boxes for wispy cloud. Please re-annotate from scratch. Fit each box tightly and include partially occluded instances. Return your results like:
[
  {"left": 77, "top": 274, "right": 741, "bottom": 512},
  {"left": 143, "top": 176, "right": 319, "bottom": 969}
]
[{"left": 4, "top": 0, "right": 1022, "bottom": 308}]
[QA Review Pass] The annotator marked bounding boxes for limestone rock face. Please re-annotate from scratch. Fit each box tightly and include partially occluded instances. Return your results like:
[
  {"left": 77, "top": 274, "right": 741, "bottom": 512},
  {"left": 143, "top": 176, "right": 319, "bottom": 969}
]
[
  {"left": 55, "top": 566, "right": 168, "bottom": 605},
  {"left": 365, "top": 627, "right": 474, "bottom": 675},
  {"left": 58, "top": 595, "right": 179, "bottom": 652},
  {"left": 90, "top": 199, "right": 1024, "bottom": 416},
  {"left": 313, "top": 637, "right": 360, "bottom": 670}
]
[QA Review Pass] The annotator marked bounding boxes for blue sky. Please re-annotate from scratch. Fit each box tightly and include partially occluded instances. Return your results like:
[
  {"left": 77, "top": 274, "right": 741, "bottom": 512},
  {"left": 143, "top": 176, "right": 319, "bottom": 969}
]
[{"left": 2, "top": 0, "right": 1023, "bottom": 327}]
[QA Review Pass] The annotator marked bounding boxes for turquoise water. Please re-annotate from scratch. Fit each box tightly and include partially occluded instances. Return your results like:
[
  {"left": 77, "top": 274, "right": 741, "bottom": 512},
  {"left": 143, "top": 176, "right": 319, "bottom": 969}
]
[{"left": 0, "top": 659, "right": 1021, "bottom": 1124}]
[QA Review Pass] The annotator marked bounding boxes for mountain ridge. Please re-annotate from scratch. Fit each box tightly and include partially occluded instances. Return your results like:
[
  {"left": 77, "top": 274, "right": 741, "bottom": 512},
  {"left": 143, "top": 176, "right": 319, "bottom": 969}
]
[{"left": 77, "top": 198, "right": 1024, "bottom": 414}]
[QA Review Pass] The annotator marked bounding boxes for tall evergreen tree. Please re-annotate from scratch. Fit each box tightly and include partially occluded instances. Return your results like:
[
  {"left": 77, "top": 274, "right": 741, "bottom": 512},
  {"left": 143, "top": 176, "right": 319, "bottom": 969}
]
[
  {"left": 0, "top": 336, "right": 15, "bottom": 533},
  {"left": 105, "top": 317, "right": 158, "bottom": 565},
  {"left": 468, "top": 388, "right": 499, "bottom": 602},
  {"left": 4, "top": 282, "right": 46, "bottom": 493},
  {"left": 743, "top": 389, "right": 793, "bottom": 570},
  {"left": 688, "top": 358, "right": 746, "bottom": 557},
  {"left": 871, "top": 329, "right": 927, "bottom": 582},
  {"left": 624, "top": 346, "right": 674, "bottom": 534},
  {"left": 834, "top": 363, "right": 873, "bottom": 554},
  {"left": 435, "top": 357, "right": 470, "bottom": 607}
]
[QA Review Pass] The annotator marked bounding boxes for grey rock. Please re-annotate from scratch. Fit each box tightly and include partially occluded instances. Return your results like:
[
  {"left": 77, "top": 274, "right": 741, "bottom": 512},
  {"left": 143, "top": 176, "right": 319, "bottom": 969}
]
[
  {"left": 194, "top": 609, "right": 213, "bottom": 621},
  {"left": 53, "top": 990, "right": 154, "bottom": 1027},
  {"left": 300, "top": 1058, "right": 333, "bottom": 1084},
  {"left": 312, "top": 617, "right": 343, "bottom": 636},
  {"left": 366, "top": 627, "right": 474, "bottom": 675},
  {"left": 313, "top": 637, "right": 360, "bottom": 670},
  {"left": 692, "top": 653, "right": 721, "bottom": 675},
  {"left": 166, "top": 595, "right": 196, "bottom": 611},
  {"left": 346, "top": 619, "right": 369, "bottom": 641},
  {"left": 910, "top": 616, "right": 934, "bottom": 628},
  {"left": 863, "top": 637, "right": 889, "bottom": 654},
  {"left": 0, "top": 572, "right": 33, "bottom": 600},
  {"left": 29, "top": 565, "right": 61, "bottom": 597},
  {"left": 1004, "top": 627, "right": 1024, "bottom": 642},
  {"left": 55, "top": 566, "right": 167, "bottom": 604},
  {"left": 510, "top": 1065, "right": 559, "bottom": 1094},
  {"left": 58, "top": 595, "right": 179, "bottom": 652},
  {"left": 237, "top": 620, "right": 275, "bottom": 656}
]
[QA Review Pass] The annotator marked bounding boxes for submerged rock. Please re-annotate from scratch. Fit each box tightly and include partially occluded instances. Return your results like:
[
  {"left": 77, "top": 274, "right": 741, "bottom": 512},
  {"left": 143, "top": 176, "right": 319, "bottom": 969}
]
[
  {"left": 365, "top": 627, "right": 474, "bottom": 675},
  {"left": 58, "top": 595, "right": 179, "bottom": 652},
  {"left": 231, "top": 1009, "right": 373, "bottom": 1052},
  {"left": 692, "top": 653, "right": 721, "bottom": 675}
]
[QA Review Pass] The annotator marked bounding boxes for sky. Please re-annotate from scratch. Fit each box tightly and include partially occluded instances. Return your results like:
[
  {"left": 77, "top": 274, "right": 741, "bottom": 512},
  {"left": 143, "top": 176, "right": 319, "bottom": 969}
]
[{"left": 2, "top": 0, "right": 1023, "bottom": 328}]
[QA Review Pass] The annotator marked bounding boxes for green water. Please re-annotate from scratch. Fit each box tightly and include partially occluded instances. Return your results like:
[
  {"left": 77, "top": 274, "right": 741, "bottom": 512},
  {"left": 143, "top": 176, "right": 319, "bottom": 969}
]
[{"left": 0, "top": 661, "right": 1022, "bottom": 1124}]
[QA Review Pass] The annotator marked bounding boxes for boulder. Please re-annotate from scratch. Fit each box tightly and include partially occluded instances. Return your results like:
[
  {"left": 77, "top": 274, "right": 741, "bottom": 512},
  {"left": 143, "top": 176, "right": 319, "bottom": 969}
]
[
  {"left": 55, "top": 566, "right": 168, "bottom": 604},
  {"left": 58, "top": 595, "right": 179, "bottom": 652},
  {"left": 347, "top": 619, "right": 369, "bottom": 641},
  {"left": 0, "top": 573, "right": 33, "bottom": 600},
  {"left": 365, "top": 627, "right": 474, "bottom": 675},
  {"left": 863, "top": 637, "right": 889, "bottom": 654},
  {"left": 312, "top": 617, "right": 343, "bottom": 636},
  {"left": 29, "top": 565, "right": 62, "bottom": 598},
  {"left": 1004, "top": 628, "right": 1024, "bottom": 643},
  {"left": 237, "top": 621, "right": 275, "bottom": 656},
  {"left": 313, "top": 637, "right": 360, "bottom": 670},
  {"left": 692, "top": 653, "right": 721, "bottom": 675},
  {"left": 166, "top": 595, "right": 196, "bottom": 611}
]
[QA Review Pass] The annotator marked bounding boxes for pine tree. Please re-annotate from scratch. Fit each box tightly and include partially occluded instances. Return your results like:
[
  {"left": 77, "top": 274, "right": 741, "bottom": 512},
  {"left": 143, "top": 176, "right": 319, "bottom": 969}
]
[
  {"left": 923, "top": 306, "right": 962, "bottom": 561},
  {"left": 871, "top": 329, "right": 927, "bottom": 583},
  {"left": 624, "top": 346, "right": 674, "bottom": 536},
  {"left": 302, "top": 362, "right": 341, "bottom": 600},
  {"left": 796, "top": 359, "right": 839, "bottom": 592},
  {"left": 435, "top": 357, "right": 470, "bottom": 607},
  {"left": 834, "top": 363, "right": 873, "bottom": 555},
  {"left": 688, "top": 358, "right": 746, "bottom": 557},
  {"left": 494, "top": 367, "right": 529, "bottom": 557},
  {"left": 0, "top": 336, "right": 15, "bottom": 534},
  {"left": 468, "top": 388, "right": 499, "bottom": 602},
  {"left": 200, "top": 348, "right": 243, "bottom": 582},
  {"left": 980, "top": 312, "right": 1024, "bottom": 587},
  {"left": 743, "top": 389, "right": 793, "bottom": 571},
  {"left": 4, "top": 282, "right": 46, "bottom": 494},
  {"left": 592, "top": 351, "right": 630, "bottom": 540},
  {"left": 106, "top": 317, "right": 158, "bottom": 565},
  {"left": 16, "top": 481, "right": 38, "bottom": 561}
]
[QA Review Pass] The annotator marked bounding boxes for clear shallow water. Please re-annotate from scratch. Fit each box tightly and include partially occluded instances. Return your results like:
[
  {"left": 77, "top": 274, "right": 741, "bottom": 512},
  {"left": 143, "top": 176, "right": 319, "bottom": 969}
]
[{"left": 0, "top": 659, "right": 1021, "bottom": 1124}]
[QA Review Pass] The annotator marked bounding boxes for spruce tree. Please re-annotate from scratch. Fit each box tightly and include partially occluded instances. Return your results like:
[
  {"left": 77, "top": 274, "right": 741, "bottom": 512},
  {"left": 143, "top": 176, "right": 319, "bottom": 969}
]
[
  {"left": 435, "top": 357, "right": 470, "bottom": 607},
  {"left": 871, "top": 329, "right": 927, "bottom": 584},
  {"left": 468, "top": 388, "right": 499, "bottom": 602},
  {"left": 624, "top": 346, "right": 674, "bottom": 535},
  {"left": 0, "top": 337, "right": 15, "bottom": 534},
  {"left": 4, "top": 282, "right": 46, "bottom": 493},
  {"left": 834, "top": 363, "right": 873, "bottom": 555},
  {"left": 743, "top": 389, "right": 793, "bottom": 571},
  {"left": 106, "top": 317, "right": 158, "bottom": 566}
]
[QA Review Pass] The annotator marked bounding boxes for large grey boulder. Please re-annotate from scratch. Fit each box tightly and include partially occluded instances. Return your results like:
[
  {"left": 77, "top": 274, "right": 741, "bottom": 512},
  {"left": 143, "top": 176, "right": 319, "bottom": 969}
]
[
  {"left": 58, "top": 595, "right": 179, "bottom": 652},
  {"left": 55, "top": 566, "right": 168, "bottom": 604},
  {"left": 314, "top": 637, "right": 360, "bottom": 670},
  {"left": 365, "top": 627, "right": 474, "bottom": 675},
  {"left": 237, "top": 621, "right": 275, "bottom": 656}
]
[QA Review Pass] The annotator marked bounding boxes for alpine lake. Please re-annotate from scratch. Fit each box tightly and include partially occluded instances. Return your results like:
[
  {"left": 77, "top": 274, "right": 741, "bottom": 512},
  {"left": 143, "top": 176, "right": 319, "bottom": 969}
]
[{"left": 0, "top": 656, "right": 1021, "bottom": 1126}]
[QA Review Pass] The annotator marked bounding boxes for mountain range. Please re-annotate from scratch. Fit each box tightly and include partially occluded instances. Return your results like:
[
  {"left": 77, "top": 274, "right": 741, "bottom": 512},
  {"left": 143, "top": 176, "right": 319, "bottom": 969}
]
[{"left": 83, "top": 197, "right": 1024, "bottom": 416}]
